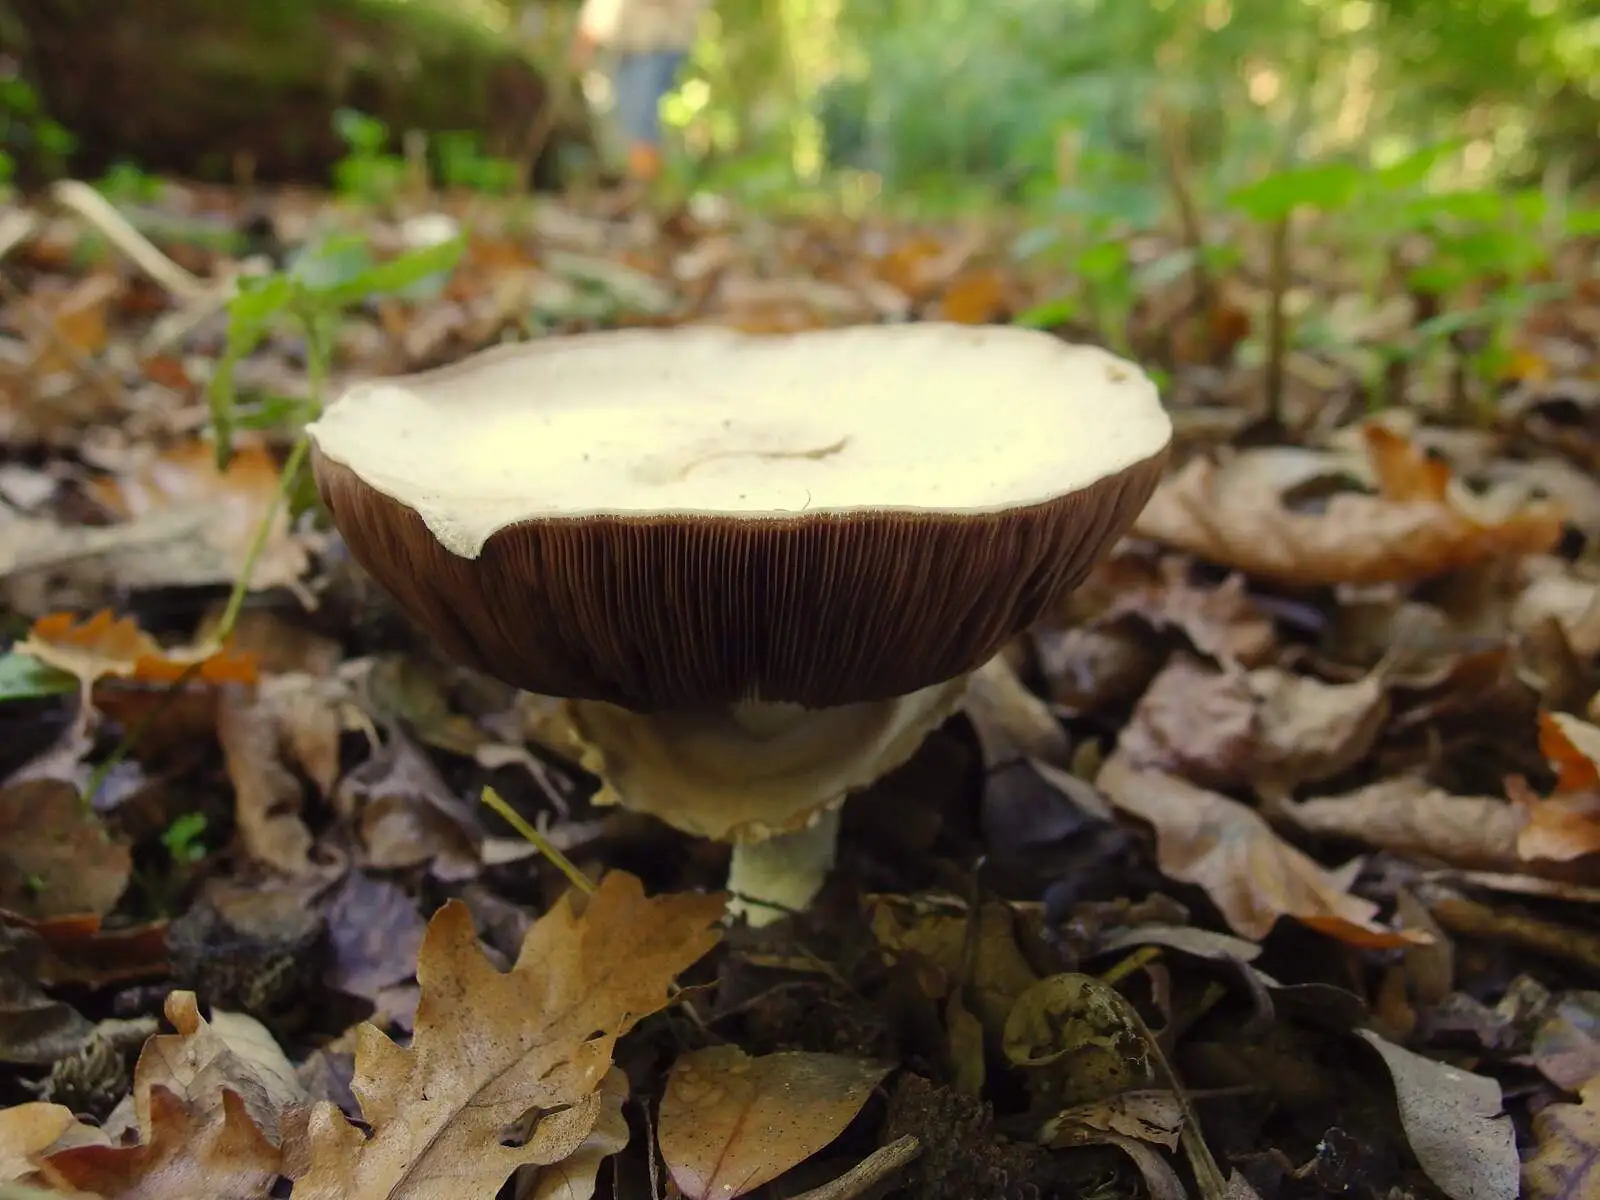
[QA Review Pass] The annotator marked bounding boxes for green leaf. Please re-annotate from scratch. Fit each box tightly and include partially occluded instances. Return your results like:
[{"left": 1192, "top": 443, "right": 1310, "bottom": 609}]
[
  {"left": 308, "top": 236, "right": 466, "bottom": 308},
  {"left": 287, "top": 232, "right": 378, "bottom": 292},
  {"left": 0, "top": 651, "right": 76, "bottom": 702},
  {"left": 1374, "top": 140, "right": 1462, "bottom": 191},
  {"left": 1567, "top": 207, "right": 1600, "bottom": 237},
  {"left": 161, "top": 812, "right": 209, "bottom": 862},
  {"left": 333, "top": 107, "right": 390, "bottom": 152},
  {"left": 1227, "top": 162, "right": 1364, "bottom": 220},
  {"left": 232, "top": 392, "right": 319, "bottom": 432},
  {"left": 1014, "top": 295, "right": 1079, "bottom": 328},
  {"left": 1074, "top": 239, "right": 1128, "bottom": 283}
]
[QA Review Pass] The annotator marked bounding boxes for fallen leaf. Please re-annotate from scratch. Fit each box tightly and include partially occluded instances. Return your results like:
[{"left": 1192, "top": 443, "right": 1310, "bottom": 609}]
[
  {"left": 322, "top": 871, "right": 426, "bottom": 1002},
  {"left": 1039, "top": 1091, "right": 1187, "bottom": 1200},
  {"left": 1114, "top": 656, "right": 1387, "bottom": 799},
  {"left": 337, "top": 730, "right": 481, "bottom": 878},
  {"left": 1116, "top": 656, "right": 1259, "bottom": 788},
  {"left": 45, "top": 1083, "right": 280, "bottom": 1200},
  {"left": 1513, "top": 783, "right": 1600, "bottom": 863},
  {"left": 291, "top": 872, "right": 722, "bottom": 1200},
  {"left": 1246, "top": 667, "right": 1389, "bottom": 798},
  {"left": 867, "top": 895, "right": 1039, "bottom": 1035},
  {"left": 1523, "top": 1078, "right": 1600, "bottom": 1200},
  {"left": 1134, "top": 428, "right": 1565, "bottom": 587},
  {"left": 0, "top": 1102, "right": 76, "bottom": 1183},
  {"left": 1, "top": 913, "right": 170, "bottom": 990},
  {"left": 1098, "top": 752, "right": 1425, "bottom": 946},
  {"left": 1285, "top": 778, "right": 1524, "bottom": 873},
  {"left": 1512, "top": 574, "right": 1600, "bottom": 658},
  {"left": 127, "top": 990, "right": 305, "bottom": 1147},
  {"left": 1035, "top": 623, "right": 1166, "bottom": 714},
  {"left": 1002, "top": 973, "right": 1153, "bottom": 1105},
  {"left": 217, "top": 685, "right": 318, "bottom": 876},
  {"left": 933, "top": 266, "right": 1012, "bottom": 324},
  {"left": 502, "top": 1067, "right": 624, "bottom": 1200},
  {"left": 1541, "top": 712, "right": 1600, "bottom": 793},
  {"left": 1099, "top": 558, "right": 1277, "bottom": 667},
  {"left": 1510, "top": 713, "right": 1600, "bottom": 863},
  {"left": 0, "top": 780, "right": 130, "bottom": 919},
  {"left": 658, "top": 1045, "right": 889, "bottom": 1200},
  {"left": 0, "top": 956, "right": 94, "bottom": 1065},
  {"left": 25, "top": 272, "right": 118, "bottom": 372},
  {"left": 1355, "top": 1029, "right": 1518, "bottom": 1200},
  {"left": 16, "top": 609, "right": 257, "bottom": 698},
  {"left": 89, "top": 439, "right": 311, "bottom": 593},
  {"left": 1039, "top": 1090, "right": 1184, "bottom": 1150},
  {"left": 1530, "top": 992, "right": 1600, "bottom": 1092}
]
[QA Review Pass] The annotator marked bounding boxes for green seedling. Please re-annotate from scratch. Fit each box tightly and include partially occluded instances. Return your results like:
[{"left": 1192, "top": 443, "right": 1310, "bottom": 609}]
[
  {"left": 208, "top": 230, "right": 466, "bottom": 479},
  {"left": 161, "top": 812, "right": 209, "bottom": 864},
  {"left": 69, "top": 229, "right": 466, "bottom": 803},
  {"left": 434, "top": 130, "right": 521, "bottom": 195},
  {"left": 0, "top": 75, "right": 76, "bottom": 178},
  {"left": 96, "top": 160, "right": 163, "bottom": 205},
  {"left": 332, "top": 108, "right": 408, "bottom": 206}
]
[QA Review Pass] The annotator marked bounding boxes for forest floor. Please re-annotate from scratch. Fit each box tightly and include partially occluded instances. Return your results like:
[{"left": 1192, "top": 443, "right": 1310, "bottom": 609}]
[{"left": 0, "top": 178, "right": 1597, "bottom": 1200}]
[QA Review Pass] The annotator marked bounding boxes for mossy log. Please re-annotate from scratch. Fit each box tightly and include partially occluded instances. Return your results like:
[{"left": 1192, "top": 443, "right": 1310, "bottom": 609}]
[{"left": 0, "top": 0, "right": 589, "bottom": 185}]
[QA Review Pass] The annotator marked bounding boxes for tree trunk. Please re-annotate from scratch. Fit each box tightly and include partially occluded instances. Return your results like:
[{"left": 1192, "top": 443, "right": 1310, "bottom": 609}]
[{"left": 0, "top": 0, "right": 589, "bottom": 186}]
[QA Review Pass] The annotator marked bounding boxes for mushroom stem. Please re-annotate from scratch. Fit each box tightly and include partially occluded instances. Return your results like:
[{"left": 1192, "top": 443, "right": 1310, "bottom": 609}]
[{"left": 725, "top": 805, "right": 842, "bottom": 926}]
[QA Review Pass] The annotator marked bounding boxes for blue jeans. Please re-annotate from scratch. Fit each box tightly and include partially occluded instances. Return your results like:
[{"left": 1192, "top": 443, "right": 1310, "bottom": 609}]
[{"left": 613, "top": 50, "right": 685, "bottom": 147}]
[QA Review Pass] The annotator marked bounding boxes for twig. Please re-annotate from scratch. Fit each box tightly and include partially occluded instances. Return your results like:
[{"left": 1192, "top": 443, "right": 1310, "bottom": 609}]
[
  {"left": 785, "top": 1136, "right": 922, "bottom": 1200},
  {"left": 480, "top": 784, "right": 597, "bottom": 896},
  {"left": 1095, "top": 966, "right": 1230, "bottom": 1200},
  {"left": 49, "top": 180, "right": 212, "bottom": 304},
  {"left": 1154, "top": 101, "right": 1216, "bottom": 326},
  {"left": 641, "top": 1090, "right": 664, "bottom": 1200},
  {"left": 0, "top": 207, "right": 39, "bottom": 261},
  {"left": 1263, "top": 212, "right": 1292, "bottom": 426}
]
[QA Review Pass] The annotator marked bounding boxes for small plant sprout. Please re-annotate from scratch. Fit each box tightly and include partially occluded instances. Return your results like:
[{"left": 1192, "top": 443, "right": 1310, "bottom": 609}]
[
  {"left": 306, "top": 323, "right": 1172, "bottom": 925},
  {"left": 332, "top": 108, "right": 409, "bottom": 206},
  {"left": 162, "top": 812, "right": 209, "bottom": 865}
]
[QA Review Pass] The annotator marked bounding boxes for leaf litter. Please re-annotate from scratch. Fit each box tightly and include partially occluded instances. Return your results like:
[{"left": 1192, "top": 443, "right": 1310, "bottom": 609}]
[{"left": 0, "top": 173, "right": 1598, "bottom": 1200}]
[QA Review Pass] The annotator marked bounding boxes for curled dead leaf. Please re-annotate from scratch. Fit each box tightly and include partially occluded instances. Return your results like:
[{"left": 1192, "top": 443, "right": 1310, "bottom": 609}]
[
  {"left": 16, "top": 610, "right": 257, "bottom": 698},
  {"left": 1285, "top": 778, "right": 1525, "bottom": 873},
  {"left": 1097, "top": 752, "right": 1426, "bottom": 947},
  {"left": 1134, "top": 427, "right": 1564, "bottom": 587},
  {"left": 1508, "top": 713, "right": 1600, "bottom": 864},
  {"left": 45, "top": 1083, "right": 280, "bottom": 1200},
  {"left": 1116, "top": 656, "right": 1388, "bottom": 799}
]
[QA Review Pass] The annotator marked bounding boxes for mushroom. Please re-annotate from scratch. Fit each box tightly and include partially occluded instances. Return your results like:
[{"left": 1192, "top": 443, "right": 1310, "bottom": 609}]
[{"left": 307, "top": 323, "right": 1171, "bottom": 924}]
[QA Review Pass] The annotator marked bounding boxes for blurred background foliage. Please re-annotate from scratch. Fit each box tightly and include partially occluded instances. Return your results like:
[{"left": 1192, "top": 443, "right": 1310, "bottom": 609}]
[
  {"left": 2, "top": 0, "right": 1596, "bottom": 213},
  {"left": 648, "top": 0, "right": 1600, "bottom": 208}
]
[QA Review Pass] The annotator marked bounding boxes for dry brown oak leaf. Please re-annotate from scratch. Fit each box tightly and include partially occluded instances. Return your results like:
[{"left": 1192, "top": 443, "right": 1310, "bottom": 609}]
[
  {"left": 46, "top": 1084, "right": 280, "bottom": 1200},
  {"left": 1133, "top": 424, "right": 1564, "bottom": 587},
  {"left": 0, "top": 1102, "right": 77, "bottom": 1184},
  {"left": 290, "top": 871, "right": 723, "bottom": 1200}
]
